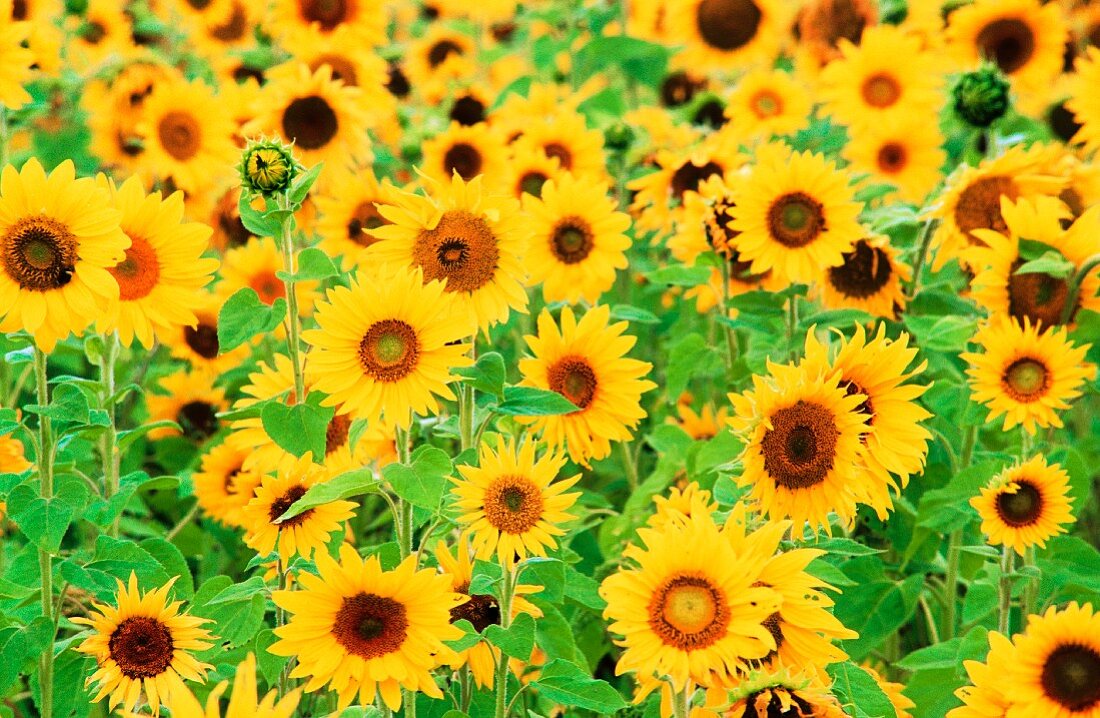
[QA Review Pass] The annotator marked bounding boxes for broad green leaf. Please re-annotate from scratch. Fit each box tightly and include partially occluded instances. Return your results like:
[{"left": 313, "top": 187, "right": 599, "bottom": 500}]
[
  {"left": 443, "top": 620, "right": 483, "bottom": 651},
  {"left": 454, "top": 352, "right": 506, "bottom": 398},
  {"left": 531, "top": 659, "right": 628, "bottom": 713},
  {"left": 288, "top": 161, "right": 324, "bottom": 205},
  {"left": 383, "top": 446, "right": 453, "bottom": 510},
  {"left": 260, "top": 397, "right": 334, "bottom": 459},
  {"left": 7, "top": 484, "right": 74, "bottom": 553},
  {"left": 484, "top": 612, "right": 536, "bottom": 660},
  {"left": 278, "top": 246, "right": 338, "bottom": 282},
  {"left": 278, "top": 468, "right": 381, "bottom": 522},
  {"left": 834, "top": 573, "right": 923, "bottom": 660},
  {"left": 827, "top": 661, "right": 897, "bottom": 718},
  {"left": 611, "top": 304, "right": 660, "bottom": 324},
  {"left": 217, "top": 288, "right": 287, "bottom": 352},
  {"left": 1015, "top": 250, "right": 1075, "bottom": 279},
  {"left": 645, "top": 264, "right": 711, "bottom": 286},
  {"left": 494, "top": 386, "right": 578, "bottom": 416}
]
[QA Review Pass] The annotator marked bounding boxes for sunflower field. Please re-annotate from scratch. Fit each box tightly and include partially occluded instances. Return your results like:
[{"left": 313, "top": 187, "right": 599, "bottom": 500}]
[{"left": 4, "top": 0, "right": 1100, "bottom": 716}]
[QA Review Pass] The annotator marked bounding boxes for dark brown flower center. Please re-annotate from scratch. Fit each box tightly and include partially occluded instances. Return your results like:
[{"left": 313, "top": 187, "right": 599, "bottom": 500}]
[
  {"left": 177, "top": 401, "right": 219, "bottom": 440},
  {"left": 326, "top": 413, "right": 351, "bottom": 454},
  {"left": 977, "top": 18, "right": 1036, "bottom": 75},
  {"left": 1041, "top": 644, "right": 1100, "bottom": 711},
  {"left": 450, "top": 584, "right": 501, "bottom": 633},
  {"left": 312, "top": 54, "right": 359, "bottom": 86},
  {"left": 109, "top": 616, "right": 175, "bottom": 679},
  {"left": 861, "top": 73, "right": 901, "bottom": 108},
  {"left": 694, "top": 0, "right": 763, "bottom": 52},
  {"left": 158, "top": 111, "right": 202, "bottom": 161},
  {"left": 767, "top": 192, "right": 827, "bottom": 248},
  {"left": 547, "top": 356, "right": 597, "bottom": 409},
  {"left": 1048, "top": 102, "right": 1082, "bottom": 145},
  {"left": 184, "top": 321, "right": 220, "bottom": 360},
  {"left": 741, "top": 687, "right": 818, "bottom": 718},
  {"left": 282, "top": 95, "right": 338, "bottom": 151},
  {"left": 386, "top": 63, "right": 410, "bottom": 98},
  {"left": 1, "top": 216, "right": 77, "bottom": 291},
  {"left": 268, "top": 484, "right": 312, "bottom": 526},
  {"left": 358, "top": 319, "right": 420, "bottom": 382},
  {"left": 346, "top": 201, "right": 385, "bottom": 247},
  {"left": 428, "top": 39, "right": 463, "bottom": 68},
  {"left": 443, "top": 142, "right": 483, "bottom": 181},
  {"left": 760, "top": 401, "right": 839, "bottom": 490},
  {"left": 483, "top": 476, "right": 544, "bottom": 535},
  {"left": 876, "top": 142, "right": 907, "bottom": 173},
  {"left": 209, "top": 1, "right": 247, "bottom": 41},
  {"left": 299, "top": 0, "right": 350, "bottom": 31},
  {"left": 750, "top": 90, "right": 782, "bottom": 118},
  {"left": 518, "top": 171, "right": 548, "bottom": 199},
  {"left": 648, "top": 575, "right": 730, "bottom": 649},
  {"left": 543, "top": 142, "right": 573, "bottom": 170},
  {"left": 994, "top": 479, "right": 1043, "bottom": 527},
  {"left": 450, "top": 95, "right": 486, "bottom": 126},
  {"left": 1001, "top": 357, "right": 1049, "bottom": 403},
  {"left": 954, "top": 175, "right": 1018, "bottom": 245},
  {"left": 1008, "top": 257, "right": 1071, "bottom": 328},
  {"left": 660, "top": 71, "right": 701, "bottom": 107},
  {"left": 332, "top": 592, "right": 409, "bottom": 658},
  {"left": 828, "top": 239, "right": 892, "bottom": 299},
  {"left": 670, "top": 160, "right": 723, "bottom": 202},
  {"left": 549, "top": 218, "right": 594, "bottom": 265},
  {"left": 412, "top": 210, "right": 499, "bottom": 293}
]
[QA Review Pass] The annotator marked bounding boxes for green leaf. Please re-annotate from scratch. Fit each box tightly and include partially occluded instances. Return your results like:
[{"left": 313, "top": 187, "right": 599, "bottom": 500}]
[
  {"left": 192, "top": 576, "right": 267, "bottom": 647},
  {"left": 572, "top": 36, "right": 670, "bottom": 89},
  {"left": 531, "top": 659, "right": 628, "bottom": 713},
  {"left": 807, "top": 537, "right": 886, "bottom": 557},
  {"left": 563, "top": 563, "right": 605, "bottom": 610},
  {"left": 0, "top": 618, "right": 53, "bottom": 693},
  {"left": 610, "top": 304, "right": 660, "bottom": 324},
  {"left": 469, "top": 559, "right": 503, "bottom": 596},
  {"left": 7, "top": 484, "right": 74, "bottom": 553},
  {"left": 288, "top": 162, "right": 324, "bottom": 205},
  {"left": 443, "top": 619, "right": 482, "bottom": 651},
  {"left": 278, "top": 468, "right": 380, "bottom": 522},
  {"left": 253, "top": 629, "right": 285, "bottom": 685},
  {"left": 260, "top": 397, "right": 334, "bottom": 460},
  {"left": 140, "top": 537, "right": 194, "bottom": 599},
  {"left": 454, "top": 352, "right": 507, "bottom": 398},
  {"left": 1014, "top": 249, "right": 1075, "bottom": 279},
  {"left": 278, "top": 246, "right": 338, "bottom": 282},
  {"left": 383, "top": 446, "right": 453, "bottom": 510},
  {"left": 827, "top": 661, "right": 898, "bottom": 718},
  {"left": 237, "top": 192, "right": 282, "bottom": 238},
  {"left": 645, "top": 264, "right": 711, "bottom": 286},
  {"left": 834, "top": 573, "right": 923, "bottom": 660},
  {"left": 484, "top": 612, "right": 536, "bottom": 660},
  {"left": 205, "top": 576, "right": 267, "bottom": 606},
  {"left": 217, "top": 288, "right": 288, "bottom": 352},
  {"left": 494, "top": 386, "right": 578, "bottom": 416}
]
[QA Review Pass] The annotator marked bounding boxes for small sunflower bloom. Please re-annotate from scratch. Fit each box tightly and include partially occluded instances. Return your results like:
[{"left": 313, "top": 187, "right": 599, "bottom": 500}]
[
  {"left": 239, "top": 138, "right": 301, "bottom": 197},
  {"left": 970, "top": 455, "right": 1075, "bottom": 556}
]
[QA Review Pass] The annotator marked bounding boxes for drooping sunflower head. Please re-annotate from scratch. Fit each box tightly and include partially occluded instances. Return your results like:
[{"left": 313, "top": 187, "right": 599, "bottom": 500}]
[
  {"left": 962, "top": 315, "right": 1095, "bottom": 435},
  {"left": 0, "top": 158, "right": 129, "bottom": 351},
  {"left": 728, "top": 361, "right": 871, "bottom": 534},
  {"left": 1004, "top": 602, "right": 1100, "bottom": 716},
  {"left": 193, "top": 440, "right": 263, "bottom": 528},
  {"left": 73, "top": 573, "right": 214, "bottom": 714},
  {"left": 600, "top": 511, "right": 782, "bottom": 690},
  {"left": 717, "top": 670, "right": 848, "bottom": 718},
  {"left": 451, "top": 436, "right": 581, "bottom": 566},
  {"left": 970, "top": 454, "right": 1075, "bottom": 556}
]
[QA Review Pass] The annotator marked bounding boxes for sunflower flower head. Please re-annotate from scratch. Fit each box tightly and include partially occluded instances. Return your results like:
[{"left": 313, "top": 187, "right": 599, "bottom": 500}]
[
  {"left": 952, "top": 63, "right": 1012, "bottom": 129},
  {"left": 239, "top": 137, "right": 301, "bottom": 198},
  {"left": 970, "top": 454, "right": 1075, "bottom": 555}
]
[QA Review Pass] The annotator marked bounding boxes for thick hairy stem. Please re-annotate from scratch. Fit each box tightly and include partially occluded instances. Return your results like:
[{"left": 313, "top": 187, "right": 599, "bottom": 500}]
[
  {"left": 906, "top": 219, "right": 938, "bottom": 302},
  {"left": 493, "top": 566, "right": 516, "bottom": 718},
  {"left": 277, "top": 197, "right": 307, "bottom": 406},
  {"left": 99, "top": 334, "right": 121, "bottom": 537},
  {"left": 34, "top": 348, "right": 54, "bottom": 718},
  {"left": 998, "top": 545, "right": 1015, "bottom": 635},
  {"left": 942, "top": 530, "right": 962, "bottom": 640}
]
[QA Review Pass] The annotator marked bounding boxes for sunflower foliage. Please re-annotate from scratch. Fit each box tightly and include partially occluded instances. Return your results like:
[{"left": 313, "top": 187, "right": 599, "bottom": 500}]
[{"left": 2, "top": 1, "right": 1100, "bottom": 718}]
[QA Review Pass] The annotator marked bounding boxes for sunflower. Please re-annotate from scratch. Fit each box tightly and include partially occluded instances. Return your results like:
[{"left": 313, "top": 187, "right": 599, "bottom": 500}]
[
  {"left": 303, "top": 265, "right": 472, "bottom": 429},
  {"left": 0, "top": 434, "right": 30, "bottom": 474},
  {"left": 434, "top": 538, "right": 543, "bottom": 688},
  {"left": 184, "top": 0, "right": 255, "bottom": 58},
  {"left": 217, "top": 236, "right": 317, "bottom": 314},
  {"left": 728, "top": 141, "right": 863, "bottom": 285},
  {"left": 368, "top": 172, "right": 530, "bottom": 332},
  {"left": 968, "top": 196, "right": 1100, "bottom": 329},
  {"left": 668, "top": 403, "right": 729, "bottom": 442},
  {"left": 949, "top": 631, "right": 1015, "bottom": 718},
  {"left": 146, "top": 370, "right": 228, "bottom": 443},
  {"left": 73, "top": 574, "right": 214, "bottom": 714},
  {"left": 728, "top": 360, "right": 871, "bottom": 535},
  {"left": 205, "top": 186, "right": 258, "bottom": 253},
  {"left": 1067, "top": 46, "right": 1100, "bottom": 154},
  {"left": 814, "top": 235, "right": 911, "bottom": 319},
  {"left": 403, "top": 27, "right": 477, "bottom": 103},
  {"left": 0, "top": 159, "right": 128, "bottom": 352},
  {"left": 192, "top": 440, "right": 263, "bottom": 528},
  {"left": 722, "top": 506, "right": 856, "bottom": 678},
  {"left": 963, "top": 315, "right": 1095, "bottom": 435},
  {"left": 717, "top": 671, "right": 847, "bottom": 718},
  {"left": 163, "top": 290, "right": 251, "bottom": 374},
  {"left": 266, "top": 0, "right": 386, "bottom": 50},
  {"left": 241, "top": 453, "right": 356, "bottom": 564},
  {"left": 947, "top": 0, "right": 1068, "bottom": 113},
  {"left": 243, "top": 64, "right": 374, "bottom": 174},
  {"left": 724, "top": 68, "right": 812, "bottom": 141},
  {"left": 664, "top": 0, "right": 788, "bottom": 71},
  {"left": 0, "top": 13, "right": 33, "bottom": 109},
  {"left": 517, "top": 305, "right": 657, "bottom": 466},
  {"left": 842, "top": 116, "right": 946, "bottom": 205},
  {"left": 600, "top": 511, "right": 780, "bottom": 691},
  {"left": 819, "top": 24, "right": 944, "bottom": 131},
  {"left": 1002, "top": 602, "right": 1100, "bottom": 717},
  {"left": 420, "top": 121, "right": 511, "bottom": 187},
  {"left": 165, "top": 0, "right": 235, "bottom": 29},
  {"left": 268, "top": 544, "right": 464, "bottom": 711},
  {"left": 447, "top": 84, "right": 494, "bottom": 126},
  {"left": 796, "top": 0, "right": 880, "bottom": 66},
  {"left": 67, "top": 0, "right": 137, "bottom": 69},
  {"left": 503, "top": 144, "right": 564, "bottom": 201},
  {"left": 138, "top": 76, "right": 238, "bottom": 194},
  {"left": 647, "top": 481, "right": 720, "bottom": 530},
  {"left": 927, "top": 143, "right": 1065, "bottom": 271},
  {"left": 163, "top": 653, "right": 300, "bottom": 718},
  {"left": 970, "top": 454, "right": 1075, "bottom": 556},
  {"left": 450, "top": 436, "right": 580, "bottom": 566},
  {"left": 93, "top": 176, "right": 219, "bottom": 348},
  {"left": 522, "top": 174, "right": 631, "bottom": 304},
  {"left": 510, "top": 111, "right": 608, "bottom": 182}
]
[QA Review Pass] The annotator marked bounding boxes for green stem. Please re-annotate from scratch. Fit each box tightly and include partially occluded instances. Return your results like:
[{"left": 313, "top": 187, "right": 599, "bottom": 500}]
[
  {"left": 0, "top": 104, "right": 9, "bottom": 169},
  {"left": 942, "top": 530, "right": 962, "bottom": 640},
  {"left": 1061, "top": 254, "right": 1100, "bottom": 326},
  {"left": 1022, "top": 545, "right": 1037, "bottom": 621},
  {"left": 998, "top": 545, "right": 1014, "bottom": 635},
  {"left": 719, "top": 256, "right": 738, "bottom": 373},
  {"left": 99, "top": 334, "right": 120, "bottom": 537},
  {"left": 618, "top": 440, "right": 638, "bottom": 491},
  {"left": 493, "top": 566, "right": 516, "bottom": 718},
  {"left": 786, "top": 294, "right": 800, "bottom": 361},
  {"left": 670, "top": 684, "right": 692, "bottom": 718},
  {"left": 906, "top": 219, "right": 938, "bottom": 301},
  {"left": 34, "top": 347, "right": 54, "bottom": 718},
  {"left": 459, "top": 382, "right": 475, "bottom": 452},
  {"left": 276, "top": 558, "right": 294, "bottom": 698},
  {"left": 276, "top": 196, "right": 306, "bottom": 407}
]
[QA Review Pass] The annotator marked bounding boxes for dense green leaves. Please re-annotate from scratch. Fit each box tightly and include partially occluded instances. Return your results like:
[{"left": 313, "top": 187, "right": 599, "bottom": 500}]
[{"left": 218, "top": 288, "right": 288, "bottom": 352}]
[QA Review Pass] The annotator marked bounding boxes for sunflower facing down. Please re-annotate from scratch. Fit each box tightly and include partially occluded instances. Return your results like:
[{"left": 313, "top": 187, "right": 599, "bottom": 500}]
[
  {"left": 241, "top": 453, "right": 356, "bottom": 564},
  {"left": 600, "top": 511, "right": 781, "bottom": 692},
  {"left": 728, "top": 361, "right": 871, "bottom": 535},
  {"left": 728, "top": 142, "right": 863, "bottom": 286},
  {"left": 970, "top": 454, "right": 1075, "bottom": 556},
  {"left": 163, "top": 653, "right": 300, "bottom": 718},
  {"left": 0, "top": 159, "right": 128, "bottom": 351},
  {"left": 962, "top": 315, "right": 1095, "bottom": 435},
  {"left": 450, "top": 437, "right": 581, "bottom": 566},
  {"left": 518, "top": 305, "right": 657, "bottom": 466},
  {"left": 434, "top": 538, "right": 543, "bottom": 688},
  {"left": 73, "top": 573, "right": 214, "bottom": 714},
  {"left": 269, "top": 544, "right": 465, "bottom": 711},
  {"left": 192, "top": 440, "right": 263, "bottom": 528},
  {"left": 368, "top": 172, "right": 530, "bottom": 333},
  {"left": 814, "top": 235, "right": 911, "bottom": 320},
  {"left": 94, "top": 176, "right": 219, "bottom": 348},
  {"left": 303, "top": 265, "right": 472, "bottom": 429},
  {"left": 522, "top": 174, "right": 632, "bottom": 304}
]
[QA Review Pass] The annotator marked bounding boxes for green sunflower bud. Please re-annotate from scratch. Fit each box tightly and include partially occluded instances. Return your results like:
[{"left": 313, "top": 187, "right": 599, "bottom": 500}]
[
  {"left": 239, "top": 139, "right": 300, "bottom": 197},
  {"left": 953, "top": 65, "right": 1012, "bottom": 129},
  {"left": 604, "top": 122, "right": 635, "bottom": 152}
]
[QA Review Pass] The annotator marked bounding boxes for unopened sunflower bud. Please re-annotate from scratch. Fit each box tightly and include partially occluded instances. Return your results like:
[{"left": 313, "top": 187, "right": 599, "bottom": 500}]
[
  {"left": 239, "top": 139, "right": 299, "bottom": 197},
  {"left": 953, "top": 65, "right": 1011, "bottom": 129},
  {"left": 604, "top": 122, "right": 635, "bottom": 152}
]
